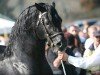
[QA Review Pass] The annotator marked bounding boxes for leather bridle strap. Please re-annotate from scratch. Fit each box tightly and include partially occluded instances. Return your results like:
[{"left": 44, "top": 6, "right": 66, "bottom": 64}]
[{"left": 36, "top": 12, "right": 62, "bottom": 47}]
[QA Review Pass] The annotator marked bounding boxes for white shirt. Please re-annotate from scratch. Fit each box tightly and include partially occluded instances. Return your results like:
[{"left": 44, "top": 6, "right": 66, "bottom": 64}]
[
  {"left": 68, "top": 45, "right": 100, "bottom": 70},
  {"left": 84, "top": 38, "right": 94, "bottom": 49},
  {"left": 0, "top": 40, "right": 5, "bottom": 45}
]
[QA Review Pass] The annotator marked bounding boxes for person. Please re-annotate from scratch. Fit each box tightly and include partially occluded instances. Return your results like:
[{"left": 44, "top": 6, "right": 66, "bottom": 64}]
[
  {"left": 46, "top": 33, "right": 78, "bottom": 75},
  {"left": 78, "top": 31, "right": 87, "bottom": 45},
  {"left": 68, "top": 25, "right": 86, "bottom": 75},
  {"left": 83, "top": 29, "right": 100, "bottom": 75},
  {"left": 68, "top": 25, "right": 84, "bottom": 55},
  {"left": 68, "top": 25, "right": 81, "bottom": 48},
  {"left": 82, "top": 20, "right": 89, "bottom": 34},
  {"left": 54, "top": 30, "right": 100, "bottom": 75},
  {"left": 84, "top": 25, "right": 97, "bottom": 50}
]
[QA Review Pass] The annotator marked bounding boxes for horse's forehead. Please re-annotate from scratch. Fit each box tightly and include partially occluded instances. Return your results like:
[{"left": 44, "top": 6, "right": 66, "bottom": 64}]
[{"left": 39, "top": 12, "right": 47, "bottom": 19}]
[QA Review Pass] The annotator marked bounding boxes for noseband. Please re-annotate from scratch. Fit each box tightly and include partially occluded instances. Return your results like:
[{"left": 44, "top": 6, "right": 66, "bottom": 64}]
[{"left": 36, "top": 12, "right": 62, "bottom": 47}]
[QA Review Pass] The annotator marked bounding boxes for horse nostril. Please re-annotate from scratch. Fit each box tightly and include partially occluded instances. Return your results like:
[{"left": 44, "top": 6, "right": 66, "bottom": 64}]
[{"left": 57, "top": 42, "right": 62, "bottom": 48}]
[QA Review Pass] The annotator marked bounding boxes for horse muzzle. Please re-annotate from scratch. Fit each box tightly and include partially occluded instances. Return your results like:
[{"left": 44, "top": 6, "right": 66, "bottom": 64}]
[{"left": 47, "top": 33, "right": 67, "bottom": 52}]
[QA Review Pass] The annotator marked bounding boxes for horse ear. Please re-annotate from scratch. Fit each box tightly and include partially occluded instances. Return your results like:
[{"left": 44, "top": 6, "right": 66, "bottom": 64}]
[
  {"left": 52, "top": 2, "right": 55, "bottom": 8},
  {"left": 35, "top": 3, "right": 46, "bottom": 12}
]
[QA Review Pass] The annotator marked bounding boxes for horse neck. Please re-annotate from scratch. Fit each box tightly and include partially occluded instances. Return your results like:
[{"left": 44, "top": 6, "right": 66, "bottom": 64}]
[
  {"left": 15, "top": 38, "right": 46, "bottom": 60},
  {"left": 36, "top": 39, "right": 46, "bottom": 58}
]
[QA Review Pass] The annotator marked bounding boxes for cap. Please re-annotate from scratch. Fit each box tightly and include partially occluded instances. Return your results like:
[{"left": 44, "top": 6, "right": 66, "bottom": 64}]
[{"left": 93, "top": 30, "right": 100, "bottom": 36}]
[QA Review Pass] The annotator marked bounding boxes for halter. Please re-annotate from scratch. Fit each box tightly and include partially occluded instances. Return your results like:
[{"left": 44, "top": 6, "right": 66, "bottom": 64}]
[
  {"left": 37, "top": 12, "right": 67, "bottom": 75},
  {"left": 36, "top": 12, "right": 62, "bottom": 47}
]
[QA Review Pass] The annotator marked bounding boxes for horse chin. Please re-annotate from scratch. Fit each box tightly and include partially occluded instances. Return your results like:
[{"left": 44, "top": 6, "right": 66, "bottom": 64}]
[
  {"left": 50, "top": 40, "right": 66, "bottom": 54},
  {"left": 52, "top": 35, "right": 66, "bottom": 51}
]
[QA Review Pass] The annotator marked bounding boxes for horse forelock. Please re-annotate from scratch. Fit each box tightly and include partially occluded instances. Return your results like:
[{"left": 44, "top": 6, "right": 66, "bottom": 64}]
[{"left": 39, "top": 3, "right": 62, "bottom": 29}]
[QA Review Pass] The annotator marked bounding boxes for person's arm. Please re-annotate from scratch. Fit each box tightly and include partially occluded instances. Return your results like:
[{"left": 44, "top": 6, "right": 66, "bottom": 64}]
[
  {"left": 68, "top": 56, "right": 90, "bottom": 69},
  {"left": 68, "top": 45, "right": 100, "bottom": 69},
  {"left": 55, "top": 45, "right": 100, "bottom": 70},
  {"left": 53, "top": 51, "right": 66, "bottom": 68}
]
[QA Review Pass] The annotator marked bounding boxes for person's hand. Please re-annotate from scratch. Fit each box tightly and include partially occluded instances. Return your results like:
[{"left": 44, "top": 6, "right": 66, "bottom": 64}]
[
  {"left": 53, "top": 51, "right": 68, "bottom": 68},
  {"left": 57, "top": 51, "right": 69, "bottom": 61},
  {"left": 53, "top": 56, "right": 61, "bottom": 68}
]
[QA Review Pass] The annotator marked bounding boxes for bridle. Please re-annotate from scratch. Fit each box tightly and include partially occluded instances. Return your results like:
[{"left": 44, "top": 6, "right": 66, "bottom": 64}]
[{"left": 36, "top": 11, "right": 63, "bottom": 48}]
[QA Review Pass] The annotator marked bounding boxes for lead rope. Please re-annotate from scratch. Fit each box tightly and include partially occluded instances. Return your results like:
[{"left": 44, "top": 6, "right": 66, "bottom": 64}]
[{"left": 61, "top": 60, "right": 66, "bottom": 75}]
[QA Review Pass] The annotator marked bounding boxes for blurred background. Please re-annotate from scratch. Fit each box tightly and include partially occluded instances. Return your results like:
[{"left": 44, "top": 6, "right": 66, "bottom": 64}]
[{"left": 0, "top": 0, "right": 100, "bottom": 45}]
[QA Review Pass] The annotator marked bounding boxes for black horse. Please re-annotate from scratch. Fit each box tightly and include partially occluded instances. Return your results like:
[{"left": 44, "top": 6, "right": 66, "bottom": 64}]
[{"left": 0, "top": 3, "right": 66, "bottom": 75}]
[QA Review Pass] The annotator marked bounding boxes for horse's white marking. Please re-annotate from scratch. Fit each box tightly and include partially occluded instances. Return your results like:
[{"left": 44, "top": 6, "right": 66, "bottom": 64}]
[
  {"left": 13, "top": 62, "right": 28, "bottom": 74},
  {"left": 37, "top": 12, "right": 47, "bottom": 26},
  {"left": 39, "top": 12, "right": 47, "bottom": 19}
]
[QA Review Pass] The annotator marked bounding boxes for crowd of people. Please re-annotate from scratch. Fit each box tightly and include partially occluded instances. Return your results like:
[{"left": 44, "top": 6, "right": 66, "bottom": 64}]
[{"left": 46, "top": 20, "right": 100, "bottom": 75}]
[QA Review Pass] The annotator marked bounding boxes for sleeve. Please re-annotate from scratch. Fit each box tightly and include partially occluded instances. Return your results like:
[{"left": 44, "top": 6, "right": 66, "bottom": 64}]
[
  {"left": 68, "top": 46, "right": 100, "bottom": 70},
  {"left": 68, "top": 56, "right": 87, "bottom": 69},
  {"left": 84, "top": 38, "right": 93, "bottom": 49},
  {"left": 83, "top": 49, "right": 93, "bottom": 57}
]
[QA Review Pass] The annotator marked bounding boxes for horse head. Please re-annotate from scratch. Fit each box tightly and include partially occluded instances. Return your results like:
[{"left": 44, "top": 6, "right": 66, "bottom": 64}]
[
  {"left": 0, "top": 2, "right": 67, "bottom": 75},
  {"left": 35, "top": 3, "right": 66, "bottom": 52}
]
